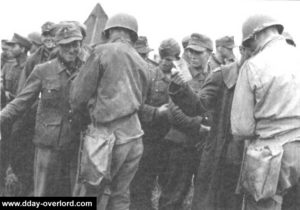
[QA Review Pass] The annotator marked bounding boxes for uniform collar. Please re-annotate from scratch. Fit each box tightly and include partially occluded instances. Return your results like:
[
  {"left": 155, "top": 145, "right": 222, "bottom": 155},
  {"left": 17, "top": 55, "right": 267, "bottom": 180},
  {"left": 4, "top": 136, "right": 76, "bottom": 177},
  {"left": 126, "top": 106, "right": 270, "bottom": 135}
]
[
  {"left": 57, "top": 56, "right": 82, "bottom": 76},
  {"left": 211, "top": 53, "right": 223, "bottom": 65},
  {"left": 221, "top": 61, "right": 239, "bottom": 89},
  {"left": 253, "top": 35, "right": 283, "bottom": 55}
]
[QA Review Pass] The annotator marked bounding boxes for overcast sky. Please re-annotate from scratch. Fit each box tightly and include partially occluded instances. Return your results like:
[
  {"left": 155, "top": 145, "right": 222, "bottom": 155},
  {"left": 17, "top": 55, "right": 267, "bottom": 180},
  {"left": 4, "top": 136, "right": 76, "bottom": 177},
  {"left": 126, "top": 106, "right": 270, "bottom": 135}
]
[{"left": 1, "top": 0, "right": 299, "bottom": 55}]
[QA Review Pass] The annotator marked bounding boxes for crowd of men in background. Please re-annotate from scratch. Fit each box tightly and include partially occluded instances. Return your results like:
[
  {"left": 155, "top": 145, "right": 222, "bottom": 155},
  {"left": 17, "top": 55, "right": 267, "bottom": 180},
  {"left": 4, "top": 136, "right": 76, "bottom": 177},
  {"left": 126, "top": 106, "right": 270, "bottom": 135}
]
[{"left": 0, "top": 12, "right": 299, "bottom": 210}]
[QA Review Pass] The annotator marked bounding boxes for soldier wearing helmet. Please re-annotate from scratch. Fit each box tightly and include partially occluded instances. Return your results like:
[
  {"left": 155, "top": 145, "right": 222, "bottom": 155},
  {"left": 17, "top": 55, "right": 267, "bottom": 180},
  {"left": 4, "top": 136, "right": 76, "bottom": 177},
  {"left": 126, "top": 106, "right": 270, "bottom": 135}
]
[
  {"left": 70, "top": 13, "right": 151, "bottom": 209},
  {"left": 0, "top": 23, "right": 84, "bottom": 196},
  {"left": 231, "top": 14, "right": 300, "bottom": 210}
]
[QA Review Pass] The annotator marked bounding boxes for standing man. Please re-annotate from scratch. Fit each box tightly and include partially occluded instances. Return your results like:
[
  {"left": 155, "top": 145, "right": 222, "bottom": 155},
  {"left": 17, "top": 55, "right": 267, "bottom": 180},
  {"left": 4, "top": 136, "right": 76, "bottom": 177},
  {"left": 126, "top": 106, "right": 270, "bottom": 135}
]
[
  {"left": 2, "top": 34, "right": 31, "bottom": 101},
  {"left": 70, "top": 13, "right": 150, "bottom": 210},
  {"left": 130, "top": 38, "right": 179, "bottom": 210},
  {"left": 8, "top": 22, "right": 57, "bottom": 196},
  {"left": 0, "top": 23, "right": 84, "bottom": 196},
  {"left": 134, "top": 36, "right": 158, "bottom": 69},
  {"left": 168, "top": 41, "right": 253, "bottom": 210},
  {"left": 231, "top": 14, "right": 300, "bottom": 210},
  {"left": 159, "top": 33, "right": 212, "bottom": 210},
  {"left": 209, "top": 36, "right": 236, "bottom": 71}
]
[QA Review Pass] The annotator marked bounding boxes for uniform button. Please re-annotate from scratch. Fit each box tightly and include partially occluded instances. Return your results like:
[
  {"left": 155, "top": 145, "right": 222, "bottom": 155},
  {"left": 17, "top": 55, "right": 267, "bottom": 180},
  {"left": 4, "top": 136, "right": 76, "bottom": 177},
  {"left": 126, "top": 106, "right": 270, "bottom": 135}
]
[
  {"left": 69, "top": 110, "right": 72, "bottom": 114},
  {"left": 69, "top": 119, "right": 72, "bottom": 123},
  {"left": 155, "top": 89, "right": 158, "bottom": 92},
  {"left": 48, "top": 90, "right": 51, "bottom": 93}
]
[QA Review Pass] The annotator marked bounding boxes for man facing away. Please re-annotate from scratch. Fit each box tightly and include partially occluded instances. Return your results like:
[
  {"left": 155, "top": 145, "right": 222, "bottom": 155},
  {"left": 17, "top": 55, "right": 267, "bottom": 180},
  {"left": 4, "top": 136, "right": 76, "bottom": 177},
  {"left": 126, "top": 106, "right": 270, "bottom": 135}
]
[
  {"left": 70, "top": 13, "right": 151, "bottom": 210},
  {"left": 231, "top": 14, "right": 300, "bottom": 210}
]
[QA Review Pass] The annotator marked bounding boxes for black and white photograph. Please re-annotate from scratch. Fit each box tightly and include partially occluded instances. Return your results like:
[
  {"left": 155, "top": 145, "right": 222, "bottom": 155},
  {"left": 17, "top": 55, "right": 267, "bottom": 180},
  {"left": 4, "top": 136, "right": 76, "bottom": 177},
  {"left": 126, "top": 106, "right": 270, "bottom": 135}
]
[{"left": 0, "top": 0, "right": 300, "bottom": 210}]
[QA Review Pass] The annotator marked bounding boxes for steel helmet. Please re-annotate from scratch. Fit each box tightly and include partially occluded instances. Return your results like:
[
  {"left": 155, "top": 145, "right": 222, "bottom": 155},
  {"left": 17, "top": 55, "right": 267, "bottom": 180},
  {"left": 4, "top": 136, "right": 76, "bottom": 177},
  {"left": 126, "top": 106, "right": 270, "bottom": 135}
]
[
  {"left": 242, "top": 14, "right": 284, "bottom": 45},
  {"left": 28, "top": 32, "right": 42, "bottom": 46},
  {"left": 104, "top": 13, "right": 138, "bottom": 41}
]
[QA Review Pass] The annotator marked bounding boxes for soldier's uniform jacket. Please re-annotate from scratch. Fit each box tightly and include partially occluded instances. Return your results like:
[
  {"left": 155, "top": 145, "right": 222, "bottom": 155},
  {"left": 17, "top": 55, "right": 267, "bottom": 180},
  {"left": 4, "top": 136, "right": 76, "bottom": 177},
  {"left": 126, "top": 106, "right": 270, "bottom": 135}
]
[
  {"left": 145, "top": 57, "right": 158, "bottom": 69},
  {"left": 139, "top": 67, "right": 171, "bottom": 143},
  {"left": 207, "top": 53, "right": 223, "bottom": 73},
  {"left": 70, "top": 37, "right": 151, "bottom": 145},
  {"left": 165, "top": 67, "right": 209, "bottom": 147},
  {"left": 1, "top": 57, "right": 81, "bottom": 149},
  {"left": 2, "top": 55, "right": 26, "bottom": 97}
]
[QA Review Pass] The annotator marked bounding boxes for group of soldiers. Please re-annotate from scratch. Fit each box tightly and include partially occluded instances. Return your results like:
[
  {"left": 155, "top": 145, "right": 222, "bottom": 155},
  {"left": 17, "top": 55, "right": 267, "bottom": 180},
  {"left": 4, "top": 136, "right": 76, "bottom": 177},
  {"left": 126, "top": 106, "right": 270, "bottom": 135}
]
[{"left": 0, "top": 11, "right": 299, "bottom": 210}]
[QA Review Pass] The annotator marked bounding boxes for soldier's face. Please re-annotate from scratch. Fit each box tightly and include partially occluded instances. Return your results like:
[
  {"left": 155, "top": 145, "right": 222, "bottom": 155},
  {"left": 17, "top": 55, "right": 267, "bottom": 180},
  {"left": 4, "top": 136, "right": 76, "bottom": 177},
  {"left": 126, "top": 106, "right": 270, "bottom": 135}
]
[
  {"left": 220, "top": 46, "right": 235, "bottom": 62},
  {"left": 10, "top": 43, "right": 23, "bottom": 58},
  {"left": 1, "top": 45, "right": 13, "bottom": 59},
  {"left": 59, "top": 40, "right": 81, "bottom": 63},
  {"left": 188, "top": 48, "right": 210, "bottom": 69},
  {"left": 41, "top": 33, "right": 55, "bottom": 49},
  {"left": 160, "top": 56, "right": 176, "bottom": 73}
]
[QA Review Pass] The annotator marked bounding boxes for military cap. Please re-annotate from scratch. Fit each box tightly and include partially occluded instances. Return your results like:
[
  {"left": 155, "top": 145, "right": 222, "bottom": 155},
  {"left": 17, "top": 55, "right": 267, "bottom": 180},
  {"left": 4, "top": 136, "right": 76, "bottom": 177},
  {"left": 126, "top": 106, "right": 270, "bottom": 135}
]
[
  {"left": 215, "top": 36, "right": 236, "bottom": 48},
  {"left": 55, "top": 23, "right": 83, "bottom": 44},
  {"left": 41, "top": 21, "right": 55, "bottom": 35},
  {"left": 182, "top": 35, "right": 190, "bottom": 49},
  {"left": 28, "top": 32, "right": 42, "bottom": 45},
  {"left": 186, "top": 33, "right": 213, "bottom": 52},
  {"left": 159, "top": 38, "right": 181, "bottom": 59},
  {"left": 7, "top": 33, "right": 32, "bottom": 49},
  {"left": 134, "top": 36, "right": 153, "bottom": 54},
  {"left": 1, "top": 39, "right": 8, "bottom": 46},
  {"left": 56, "top": 21, "right": 87, "bottom": 38}
]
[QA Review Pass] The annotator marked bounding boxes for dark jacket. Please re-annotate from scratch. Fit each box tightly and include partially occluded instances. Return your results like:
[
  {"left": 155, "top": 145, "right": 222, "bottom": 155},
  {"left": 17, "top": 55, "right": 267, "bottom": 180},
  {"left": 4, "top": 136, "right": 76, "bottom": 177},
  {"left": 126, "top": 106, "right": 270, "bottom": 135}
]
[
  {"left": 139, "top": 67, "right": 170, "bottom": 143},
  {"left": 2, "top": 55, "right": 26, "bottom": 98},
  {"left": 1, "top": 57, "right": 81, "bottom": 149},
  {"left": 169, "top": 62, "right": 244, "bottom": 210},
  {"left": 165, "top": 67, "right": 209, "bottom": 147},
  {"left": 70, "top": 37, "right": 150, "bottom": 124}
]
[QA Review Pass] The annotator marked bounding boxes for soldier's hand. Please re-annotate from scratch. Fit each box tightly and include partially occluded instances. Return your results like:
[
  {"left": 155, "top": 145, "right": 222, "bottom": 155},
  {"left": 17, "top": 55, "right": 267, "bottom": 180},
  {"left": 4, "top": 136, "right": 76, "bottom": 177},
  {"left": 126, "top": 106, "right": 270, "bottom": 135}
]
[
  {"left": 157, "top": 103, "right": 169, "bottom": 115},
  {"left": 5, "top": 91, "right": 14, "bottom": 101},
  {"left": 171, "top": 69, "right": 187, "bottom": 86}
]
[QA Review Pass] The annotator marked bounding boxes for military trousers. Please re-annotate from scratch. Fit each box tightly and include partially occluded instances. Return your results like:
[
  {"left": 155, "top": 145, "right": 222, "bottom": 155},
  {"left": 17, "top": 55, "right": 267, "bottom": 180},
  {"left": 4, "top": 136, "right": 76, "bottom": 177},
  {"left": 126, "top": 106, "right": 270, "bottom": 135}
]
[
  {"left": 244, "top": 141, "right": 300, "bottom": 210},
  {"left": 34, "top": 144, "right": 78, "bottom": 196},
  {"left": 158, "top": 141, "right": 200, "bottom": 210},
  {"left": 130, "top": 140, "right": 164, "bottom": 210},
  {"left": 98, "top": 138, "right": 143, "bottom": 210}
]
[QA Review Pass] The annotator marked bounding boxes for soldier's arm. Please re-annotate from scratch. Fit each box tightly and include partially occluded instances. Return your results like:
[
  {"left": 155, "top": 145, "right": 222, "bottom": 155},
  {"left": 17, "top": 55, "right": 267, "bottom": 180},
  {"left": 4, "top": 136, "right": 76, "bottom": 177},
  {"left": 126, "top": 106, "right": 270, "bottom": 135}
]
[
  {"left": 0, "top": 65, "right": 42, "bottom": 125},
  {"left": 70, "top": 53, "right": 102, "bottom": 113},
  {"left": 139, "top": 69, "right": 167, "bottom": 125},
  {"left": 168, "top": 100, "right": 202, "bottom": 135},
  {"left": 231, "top": 63, "right": 256, "bottom": 139},
  {"left": 169, "top": 71, "right": 223, "bottom": 117}
]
